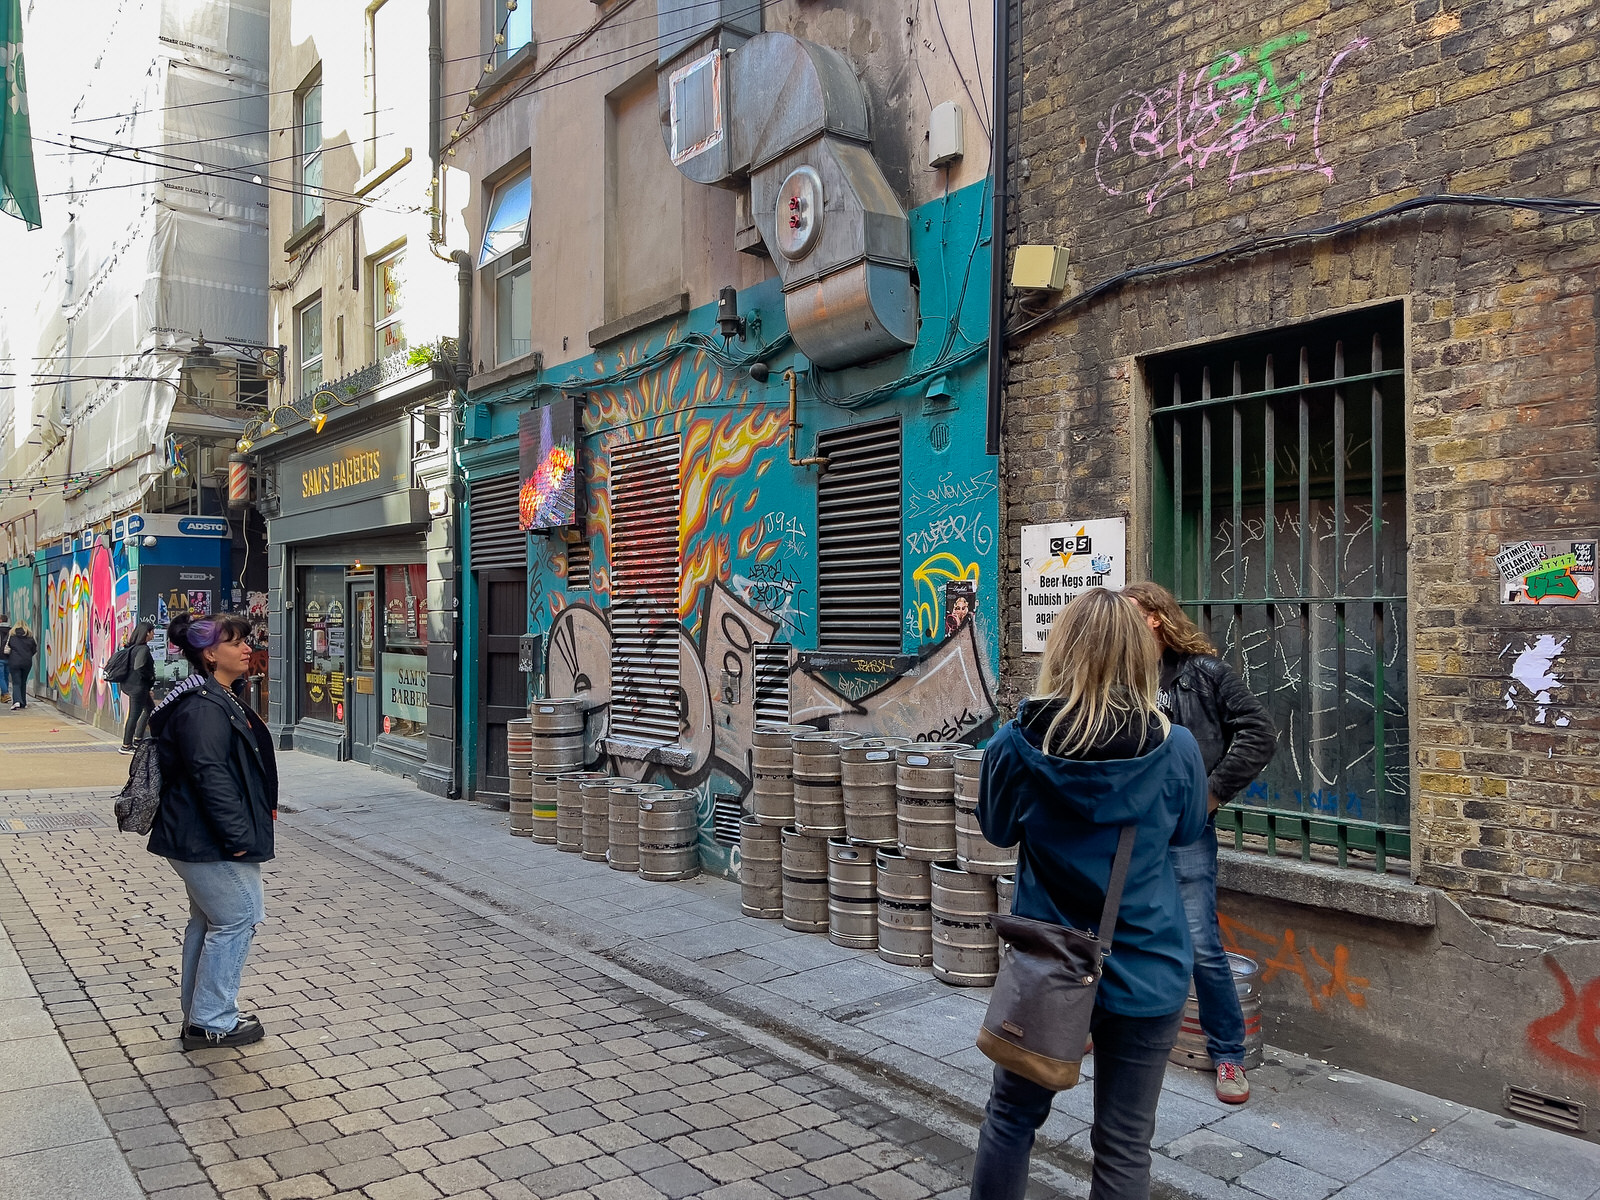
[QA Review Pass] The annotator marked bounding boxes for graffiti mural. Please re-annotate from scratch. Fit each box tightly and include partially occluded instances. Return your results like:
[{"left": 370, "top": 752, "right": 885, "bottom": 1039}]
[
  {"left": 38, "top": 536, "right": 136, "bottom": 727},
  {"left": 1220, "top": 913, "right": 1370, "bottom": 1011},
  {"left": 1094, "top": 31, "right": 1371, "bottom": 213},
  {"left": 1527, "top": 958, "right": 1600, "bottom": 1079}
]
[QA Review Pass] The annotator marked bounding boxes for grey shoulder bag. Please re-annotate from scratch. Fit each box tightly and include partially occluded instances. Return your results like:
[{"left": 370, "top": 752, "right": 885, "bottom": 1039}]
[{"left": 976, "top": 824, "right": 1137, "bottom": 1091}]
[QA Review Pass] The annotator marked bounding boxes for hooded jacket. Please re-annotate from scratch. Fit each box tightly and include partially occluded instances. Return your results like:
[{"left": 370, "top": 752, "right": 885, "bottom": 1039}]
[
  {"left": 147, "top": 675, "right": 278, "bottom": 862},
  {"left": 6, "top": 631, "right": 36, "bottom": 672},
  {"left": 978, "top": 700, "right": 1208, "bottom": 1017}
]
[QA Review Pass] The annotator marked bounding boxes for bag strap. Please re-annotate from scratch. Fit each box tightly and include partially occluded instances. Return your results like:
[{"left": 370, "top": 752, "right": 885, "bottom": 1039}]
[{"left": 1096, "top": 825, "right": 1138, "bottom": 955}]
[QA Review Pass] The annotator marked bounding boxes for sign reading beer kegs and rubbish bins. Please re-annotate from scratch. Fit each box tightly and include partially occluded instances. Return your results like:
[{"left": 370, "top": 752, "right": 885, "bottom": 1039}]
[{"left": 1019, "top": 518, "right": 1127, "bottom": 653}]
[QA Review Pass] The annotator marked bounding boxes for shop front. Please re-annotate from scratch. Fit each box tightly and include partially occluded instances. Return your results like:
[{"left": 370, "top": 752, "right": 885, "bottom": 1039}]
[{"left": 259, "top": 411, "right": 455, "bottom": 790}]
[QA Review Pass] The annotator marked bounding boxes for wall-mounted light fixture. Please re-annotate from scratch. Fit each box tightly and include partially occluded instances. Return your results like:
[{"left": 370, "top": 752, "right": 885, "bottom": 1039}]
[{"left": 716, "top": 286, "right": 747, "bottom": 341}]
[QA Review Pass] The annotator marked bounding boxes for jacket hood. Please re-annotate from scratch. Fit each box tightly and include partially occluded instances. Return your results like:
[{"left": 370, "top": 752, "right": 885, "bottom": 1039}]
[
  {"left": 147, "top": 674, "right": 208, "bottom": 737},
  {"left": 993, "top": 706, "right": 1191, "bottom": 825}
]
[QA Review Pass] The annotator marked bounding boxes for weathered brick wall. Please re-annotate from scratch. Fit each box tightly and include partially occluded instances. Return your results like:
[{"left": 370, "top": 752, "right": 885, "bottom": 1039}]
[{"left": 1001, "top": 0, "right": 1600, "bottom": 928}]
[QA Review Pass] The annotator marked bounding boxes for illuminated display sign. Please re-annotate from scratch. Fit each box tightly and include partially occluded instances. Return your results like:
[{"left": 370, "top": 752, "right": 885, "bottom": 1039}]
[{"left": 518, "top": 401, "right": 578, "bottom": 531}]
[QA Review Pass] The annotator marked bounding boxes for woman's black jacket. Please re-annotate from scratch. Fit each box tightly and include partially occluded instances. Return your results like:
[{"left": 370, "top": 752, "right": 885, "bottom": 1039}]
[
  {"left": 1164, "top": 653, "right": 1277, "bottom": 805},
  {"left": 6, "top": 632, "right": 36, "bottom": 671},
  {"left": 147, "top": 676, "right": 278, "bottom": 863}
]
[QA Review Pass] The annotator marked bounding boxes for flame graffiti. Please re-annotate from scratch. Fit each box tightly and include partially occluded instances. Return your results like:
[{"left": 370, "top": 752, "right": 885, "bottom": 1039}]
[{"left": 680, "top": 405, "right": 786, "bottom": 618}]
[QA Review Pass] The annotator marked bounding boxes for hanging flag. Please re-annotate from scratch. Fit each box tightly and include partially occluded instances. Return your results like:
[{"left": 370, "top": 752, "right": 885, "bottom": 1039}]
[{"left": 1, "top": 0, "right": 41, "bottom": 230}]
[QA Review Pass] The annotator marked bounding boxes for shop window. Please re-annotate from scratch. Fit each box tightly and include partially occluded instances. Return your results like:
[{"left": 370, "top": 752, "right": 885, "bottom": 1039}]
[
  {"left": 298, "top": 566, "right": 347, "bottom": 724},
  {"left": 816, "top": 419, "right": 902, "bottom": 654},
  {"left": 609, "top": 434, "right": 681, "bottom": 745},
  {"left": 493, "top": 0, "right": 533, "bottom": 68},
  {"left": 295, "top": 74, "right": 324, "bottom": 229},
  {"left": 372, "top": 247, "right": 405, "bottom": 358},
  {"left": 381, "top": 564, "right": 428, "bottom": 741},
  {"left": 1147, "top": 303, "right": 1409, "bottom": 859},
  {"left": 480, "top": 166, "right": 531, "bottom": 365},
  {"left": 297, "top": 296, "right": 323, "bottom": 394}
]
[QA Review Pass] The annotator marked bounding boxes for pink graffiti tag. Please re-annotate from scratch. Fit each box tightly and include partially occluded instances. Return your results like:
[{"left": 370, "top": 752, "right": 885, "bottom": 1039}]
[{"left": 1095, "top": 34, "right": 1371, "bottom": 214}]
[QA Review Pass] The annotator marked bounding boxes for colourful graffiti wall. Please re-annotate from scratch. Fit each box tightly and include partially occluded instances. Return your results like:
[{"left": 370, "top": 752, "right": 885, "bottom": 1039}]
[
  {"left": 466, "top": 181, "right": 998, "bottom": 878},
  {"left": 35, "top": 534, "right": 138, "bottom": 730}
]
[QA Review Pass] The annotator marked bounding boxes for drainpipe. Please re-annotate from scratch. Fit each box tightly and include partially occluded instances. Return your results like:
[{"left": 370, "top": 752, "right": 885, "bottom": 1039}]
[{"left": 984, "top": 0, "right": 1011, "bottom": 456}]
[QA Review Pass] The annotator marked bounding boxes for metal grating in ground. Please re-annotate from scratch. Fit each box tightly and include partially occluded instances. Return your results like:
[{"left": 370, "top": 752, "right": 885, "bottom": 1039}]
[
  {"left": 0, "top": 812, "right": 105, "bottom": 833},
  {"left": 8, "top": 743, "right": 120, "bottom": 753}
]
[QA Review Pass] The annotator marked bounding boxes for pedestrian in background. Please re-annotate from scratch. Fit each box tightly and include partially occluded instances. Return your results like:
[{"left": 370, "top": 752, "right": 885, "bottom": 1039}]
[
  {"left": 148, "top": 611, "right": 278, "bottom": 1051},
  {"left": 973, "top": 588, "right": 1207, "bottom": 1200},
  {"left": 119, "top": 620, "right": 158, "bottom": 753},
  {"left": 7, "top": 623, "right": 37, "bottom": 710},
  {"left": 1122, "top": 582, "right": 1276, "bottom": 1105},
  {"left": 0, "top": 611, "right": 11, "bottom": 703}
]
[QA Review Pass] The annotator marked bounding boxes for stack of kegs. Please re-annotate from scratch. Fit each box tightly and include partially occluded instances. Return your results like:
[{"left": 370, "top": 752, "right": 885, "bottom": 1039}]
[
  {"left": 875, "top": 848, "right": 933, "bottom": 967},
  {"left": 791, "top": 732, "right": 858, "bottom": 839},
  {"left": 530, "top": 771, "right": 564, "bottom": 845},
  {"left": 840, "top": 737, "right": 909, "bottom": 846},
  {"left": 507, "top": 718, "right": 534, "bottom": 833},
  {"left": 608, "top": 782, "right": 661, "bottom": 872},
  {"left": 954, "top": 748, "right": 1018, "bottom": 875},
  {"left": 555, "top": 771, "right": 610, "bottom": 854},
  {"left": 781, "top": 825, "right": 829, "bottom": 933},
  {"left": 739, "top": 816, "right": 783, "bottom": 919},
  {"left": 581, "top": 776, "right": 627, "bottom": 862}
]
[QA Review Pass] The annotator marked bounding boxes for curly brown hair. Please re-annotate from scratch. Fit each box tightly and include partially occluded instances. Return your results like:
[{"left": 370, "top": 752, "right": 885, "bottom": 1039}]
[{"left": 1121, "top": 581, "right": 1217, "bottom": 657}]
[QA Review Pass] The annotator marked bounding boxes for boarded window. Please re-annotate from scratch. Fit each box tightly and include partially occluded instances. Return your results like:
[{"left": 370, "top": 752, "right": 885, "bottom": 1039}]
[
  {"left": 817, "top": 419, "right": 902, "bottom": 653},
  {"left": 609, "top": 435, "right": 681, "bottom": 745},
  {"left": 1148, "top": 303, "right": 1408, "bottom": 835}
]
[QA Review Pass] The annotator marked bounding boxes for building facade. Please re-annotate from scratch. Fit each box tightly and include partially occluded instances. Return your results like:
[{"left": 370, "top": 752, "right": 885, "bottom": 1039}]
[
  {"left": 0, "top": 0, "right": 271, "bottom": 731},
  {"left": 254, "top": 0, "right": 463, "bottom": 791},
  {"left": 998, "top": 0, "right": 1600, "bottom": 1137},
  {"left": 441, "top": 1, "right": 1002, "bottom": 843}
]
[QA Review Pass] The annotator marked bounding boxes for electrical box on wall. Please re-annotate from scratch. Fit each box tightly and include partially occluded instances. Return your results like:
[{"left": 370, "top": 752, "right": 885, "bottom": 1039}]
[
  {"left": 928, "top": 101, "right": 964, "bottom": 168},
  {"left": 1012, "top": 245, "right": 1070, "bottom": 291}
]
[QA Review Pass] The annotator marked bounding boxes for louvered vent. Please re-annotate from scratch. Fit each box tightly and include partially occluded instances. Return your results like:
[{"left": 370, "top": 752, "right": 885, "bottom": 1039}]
[
  {"left": 609, "top": 436, "right": 681, "bottom": 745},
  {"left": 752, "top": 642, "right": 792, "bottom": 724},
  {"left": 711, "top": 794, "right": 742, "bottom": 845},
  {"left": 816, "top": 419, "right": 902, "bottom": 653},
  {"left": 470, "top": 474, "right": 525, "bottom": 570},
  {"left": 566, "top": 538, "right": 592, "bottom": 590},
  {"left": 1504, "top": 1085, "right": 1588, "bottom": 1132}
]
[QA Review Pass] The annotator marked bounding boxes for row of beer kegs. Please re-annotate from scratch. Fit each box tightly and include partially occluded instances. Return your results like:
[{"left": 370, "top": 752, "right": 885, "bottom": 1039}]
[{"left": 504, "top": 702, "right": 1018, "bottom": 988}]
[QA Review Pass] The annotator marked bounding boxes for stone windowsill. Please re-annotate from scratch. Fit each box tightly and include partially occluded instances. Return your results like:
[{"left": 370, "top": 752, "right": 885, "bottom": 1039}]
[
  {"left": 588, "top": 293, "right": 690, "bottom": 349},
  {"left": 468, "top": 43, "right": 537, "bottom": 110},
  {"left": 469, "top": 351, "right": 545, "bottom": 394},
  {"left": 283, "top": 213, "right": 325, "bottom": 255},
  {"left": 602, "top": 737, "right": 696, "bottom": 770},
  {"left": 1217, "top": 847, "right": 1438, "bottom": 927}
]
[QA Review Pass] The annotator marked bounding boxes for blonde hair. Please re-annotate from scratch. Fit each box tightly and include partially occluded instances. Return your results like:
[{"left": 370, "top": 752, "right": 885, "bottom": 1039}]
[
  {"left": 10, "top": 623, "right": 28, "bottom": 638},
  {"left": 1121, "top": 581, "right": 1217, "bottom": 657},
  {"left": 1033, "top": 588, "right": 1168, "bottom": 756}
]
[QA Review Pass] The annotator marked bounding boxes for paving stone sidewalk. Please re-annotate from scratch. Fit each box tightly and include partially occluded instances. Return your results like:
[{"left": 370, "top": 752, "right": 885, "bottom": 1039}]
[{"left": 0, "top": 784, "right": 1074, "bottom": 1200}]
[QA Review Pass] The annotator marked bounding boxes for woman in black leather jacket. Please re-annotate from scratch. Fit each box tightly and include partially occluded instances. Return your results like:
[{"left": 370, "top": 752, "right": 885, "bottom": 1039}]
[
  {"left": 1122, "top": 582, "right": 1275, "bottom": 1105},
  {"left": 148, "top": 612, "right": 279, "bottom": 1051}
]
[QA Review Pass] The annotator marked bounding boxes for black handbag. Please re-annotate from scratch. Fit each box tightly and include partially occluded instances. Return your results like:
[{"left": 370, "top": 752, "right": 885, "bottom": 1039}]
[{"left": 976, "top": 825, "right": 1137, "bottom": 1091}]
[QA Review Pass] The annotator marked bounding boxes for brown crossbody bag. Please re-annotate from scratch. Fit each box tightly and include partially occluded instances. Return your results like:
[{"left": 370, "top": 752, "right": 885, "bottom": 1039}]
[{"left": 976, "top": 824, "right": 1137, "bottom": 1091}]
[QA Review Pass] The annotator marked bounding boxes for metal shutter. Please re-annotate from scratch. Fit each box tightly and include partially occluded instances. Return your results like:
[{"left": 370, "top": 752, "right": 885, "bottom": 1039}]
[
  {"left": 469, "top": 474, "right": 525, "bottom": 570},
  {"left": 752, "top": 642, "right": 791, "bottom": 723},
  {"left": 609, "top": 435, "right": 681, "bottom": 744},
  {"left": 816, "top": 419, "right": 902, "bottom": 653}
]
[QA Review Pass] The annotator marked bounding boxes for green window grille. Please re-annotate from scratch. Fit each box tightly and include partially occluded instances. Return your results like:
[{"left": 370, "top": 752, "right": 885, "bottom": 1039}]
[{"left": 1148, "top": 304, "right": 1409, "bottom": 871}]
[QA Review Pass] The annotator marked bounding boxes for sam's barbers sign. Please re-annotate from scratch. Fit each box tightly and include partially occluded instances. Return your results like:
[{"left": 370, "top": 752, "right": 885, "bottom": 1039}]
[{"left": 276, "top": 425, "right": 410, "bottom": 517}]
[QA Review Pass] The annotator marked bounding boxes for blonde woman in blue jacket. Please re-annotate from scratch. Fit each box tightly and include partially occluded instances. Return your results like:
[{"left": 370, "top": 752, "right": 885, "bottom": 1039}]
[{"left": 973, "top": 588, "right": 1207, "bottom": 1200}]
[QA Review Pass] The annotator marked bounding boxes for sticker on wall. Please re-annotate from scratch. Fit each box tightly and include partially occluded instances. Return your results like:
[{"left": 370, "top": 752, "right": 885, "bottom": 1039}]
[
  {"left": 1019, "top": 518, "right": 1127, "bottom": 652},
  {"left": 1497, "top": 539, "right": 1597, "bottom": 605}
]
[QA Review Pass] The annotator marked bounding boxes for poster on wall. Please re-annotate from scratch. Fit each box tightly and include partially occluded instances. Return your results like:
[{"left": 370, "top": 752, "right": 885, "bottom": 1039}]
[
  {"left": 518, "top": 401, "right": 578, "bottom": 530},
  {"left": 138, "top": 566, "right": 222, "bottom": 657},
  {"left": 1019, "top": 518, "right": 1128, "bottom": 653},
  {"left": 1497, "top": 539, "right": 1598, "bottom": 605}
]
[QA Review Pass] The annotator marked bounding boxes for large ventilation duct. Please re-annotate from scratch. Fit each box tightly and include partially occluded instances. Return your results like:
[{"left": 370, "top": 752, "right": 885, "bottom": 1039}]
[{"left": 658, "top": 17, "right": 917, "bottom": 369}]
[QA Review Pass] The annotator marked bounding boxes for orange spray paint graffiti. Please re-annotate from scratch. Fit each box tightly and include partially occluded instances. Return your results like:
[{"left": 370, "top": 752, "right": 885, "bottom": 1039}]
[
  {"left": 1526, "top": 959, "right": 1600, "bottom": 1078},
  {"left": 1219, "top": 913, "right": 1370, "bottom": 1011}
]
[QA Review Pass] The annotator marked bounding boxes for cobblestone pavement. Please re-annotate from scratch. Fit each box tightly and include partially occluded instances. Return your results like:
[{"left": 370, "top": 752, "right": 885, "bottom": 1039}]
[{"left": 0, "top": 789, "right": 1071, "bottom": 1200}]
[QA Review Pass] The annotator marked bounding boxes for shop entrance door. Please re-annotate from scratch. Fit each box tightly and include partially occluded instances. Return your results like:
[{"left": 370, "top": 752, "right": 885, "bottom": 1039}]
[
  {"left": 349, "top": 581, "right": 379, "bottom": 763},
  {"left": 476, "top": 569, "right": 526, "bottom": 804}
]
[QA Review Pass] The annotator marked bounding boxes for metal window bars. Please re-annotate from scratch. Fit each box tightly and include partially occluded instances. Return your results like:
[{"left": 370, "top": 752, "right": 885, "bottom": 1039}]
[{"left": 1149, "top": 305, "right": 1410, "bottom": 872}]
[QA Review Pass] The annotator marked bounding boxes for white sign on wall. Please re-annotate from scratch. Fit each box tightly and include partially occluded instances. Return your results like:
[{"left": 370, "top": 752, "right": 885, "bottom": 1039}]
[{"left": 1020, "top": 518, "right": 1128, "bottom": 653}]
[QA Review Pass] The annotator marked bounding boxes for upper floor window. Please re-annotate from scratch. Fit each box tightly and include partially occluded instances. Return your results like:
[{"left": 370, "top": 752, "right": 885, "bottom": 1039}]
[
  {"left": 297, "top": 297, "right": 324, "bottom": 394},
  {"left": 295, "top": 77, "right": 324, "bottom": 229},
  {"left": 494, "top": 0, "right": 533, "bottom": 68},
  {"left": 373, "top": 248, "right": 405, "bottom": 358},
  {"left": 481, "top": 166, "right": 532, "bottom": 365}
]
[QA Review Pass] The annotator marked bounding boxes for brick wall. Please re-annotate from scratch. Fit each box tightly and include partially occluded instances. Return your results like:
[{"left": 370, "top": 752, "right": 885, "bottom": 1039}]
[{"left": 1001, "top": 0, "right": 1600, "bottom": 928}]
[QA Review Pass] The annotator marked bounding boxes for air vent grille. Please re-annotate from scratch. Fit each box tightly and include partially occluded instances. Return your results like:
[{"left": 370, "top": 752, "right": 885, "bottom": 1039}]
[
  {"left": 711, "top": 794, "right": 742, "bottom": 846},
  {"left": 1504, "top": 1085, "right": 1588, "bottom": 1132}
]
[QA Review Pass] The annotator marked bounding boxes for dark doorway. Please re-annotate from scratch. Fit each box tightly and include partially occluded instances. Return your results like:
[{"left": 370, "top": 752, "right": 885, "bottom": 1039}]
[{"left": 475, "top": 569, "right": 526, "bottom": 805}]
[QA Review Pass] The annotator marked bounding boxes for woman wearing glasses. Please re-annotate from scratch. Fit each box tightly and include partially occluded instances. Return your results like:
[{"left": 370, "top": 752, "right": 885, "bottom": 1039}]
[{"left": 148, "top": 611, "right": 279, "bottom": 1051}]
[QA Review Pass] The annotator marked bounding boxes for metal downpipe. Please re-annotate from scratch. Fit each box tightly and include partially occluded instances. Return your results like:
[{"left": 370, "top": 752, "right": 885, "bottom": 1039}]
[{"left": 984, "top": 0, "right": 1011, "bottom": 456}]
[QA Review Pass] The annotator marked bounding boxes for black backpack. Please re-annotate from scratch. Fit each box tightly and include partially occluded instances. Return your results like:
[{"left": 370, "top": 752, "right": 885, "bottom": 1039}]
[
  {"left": 113, "top": 740, "right": 161, "bottom": 834},
  {"left": 103, "top": 645, "right": 134, "bottom": 685}
]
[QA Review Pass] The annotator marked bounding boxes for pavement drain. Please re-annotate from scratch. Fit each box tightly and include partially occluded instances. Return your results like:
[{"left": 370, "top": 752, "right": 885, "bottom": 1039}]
[
  {"left": 8, "top": 743, "right": 121, "bottom": 753},
  {"left": 0, "top": 812, "right": 105, "bottom": 833}
]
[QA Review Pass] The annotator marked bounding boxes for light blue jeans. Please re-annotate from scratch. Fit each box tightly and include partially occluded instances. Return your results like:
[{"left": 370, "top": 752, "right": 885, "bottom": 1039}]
[
  {"left": 1170, "top": 827, "right": 1246, "bottom": 1067},
  {"left": 166, "top": 858, "right": 265, "bottom": 1034}
]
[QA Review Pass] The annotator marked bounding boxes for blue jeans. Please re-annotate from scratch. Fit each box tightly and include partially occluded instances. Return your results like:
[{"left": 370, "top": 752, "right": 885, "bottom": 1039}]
[
  {"left": 972, "top": 1006, "right": 1184, "bottom": 1200},
  {"left": 0, "top": 661, "right": 9, "bottom": 695},
  {"left": 166, "top": 858, "right": 264, "bottom": 1033},
  {"left": 1170, "top": 828, "right": 1246, "bottom": 1067}
]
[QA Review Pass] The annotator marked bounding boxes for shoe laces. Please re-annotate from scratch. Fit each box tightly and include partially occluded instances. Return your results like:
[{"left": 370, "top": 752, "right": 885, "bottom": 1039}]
[{"left": 1218, "top": 1062, "right": 1242, "bottom": 1082}]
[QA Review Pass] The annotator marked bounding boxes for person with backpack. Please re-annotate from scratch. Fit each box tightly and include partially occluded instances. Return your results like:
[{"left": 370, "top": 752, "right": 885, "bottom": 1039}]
[
  {"left": 0, "top": 612, "right": 11, "bottom": 703},
  {"left": 1122, "top": 582, "right": 1276, "bottom": 1106},
  {"left": 117, "top": 620, "right": 158, "bottom": 752},
  {"left": 7, "top": 623, "right": 37, "bottom": 710},
  {"left": 973, "top": 589, "right": 1208, "bottom": 1200},
  {"left": 147, "top": 611, "right": 278, "bottom": 1051}
]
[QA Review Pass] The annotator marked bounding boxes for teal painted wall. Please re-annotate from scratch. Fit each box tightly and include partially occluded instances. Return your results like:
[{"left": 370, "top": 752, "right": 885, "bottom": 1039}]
[{"left": 462, "top": 180, "right": 998, "bottom": 874}]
